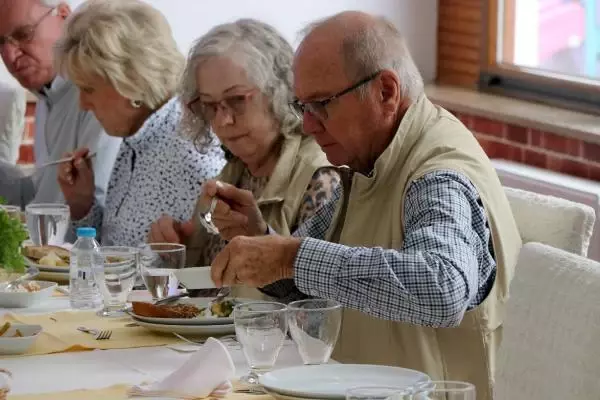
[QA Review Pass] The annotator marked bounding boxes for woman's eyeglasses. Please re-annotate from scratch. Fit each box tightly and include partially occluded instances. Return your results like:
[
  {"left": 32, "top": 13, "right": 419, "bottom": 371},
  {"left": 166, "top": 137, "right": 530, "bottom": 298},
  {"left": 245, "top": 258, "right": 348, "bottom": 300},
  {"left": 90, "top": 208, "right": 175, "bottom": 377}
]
[{"left": 187, "top": 90, "right": 257, "bottom": 122}]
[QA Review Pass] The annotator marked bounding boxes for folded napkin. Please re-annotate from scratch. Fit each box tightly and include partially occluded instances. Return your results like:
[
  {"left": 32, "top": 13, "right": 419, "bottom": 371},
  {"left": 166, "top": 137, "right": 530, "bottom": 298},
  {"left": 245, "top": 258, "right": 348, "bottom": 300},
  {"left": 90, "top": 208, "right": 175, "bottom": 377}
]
[{"left": 129, "top": 337, "right": 235, "bottom": 399}]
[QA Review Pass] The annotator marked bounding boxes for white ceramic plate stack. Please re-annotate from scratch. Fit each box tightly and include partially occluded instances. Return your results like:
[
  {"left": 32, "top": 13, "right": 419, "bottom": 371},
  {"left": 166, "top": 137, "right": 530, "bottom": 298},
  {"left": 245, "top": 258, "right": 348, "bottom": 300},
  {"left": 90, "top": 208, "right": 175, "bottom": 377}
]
[
  {"left": 129, "top": 296, "right": 241, "bottom": 336},
  {"left": 259, "top": 364, "right": 430, "bottom": 400}
]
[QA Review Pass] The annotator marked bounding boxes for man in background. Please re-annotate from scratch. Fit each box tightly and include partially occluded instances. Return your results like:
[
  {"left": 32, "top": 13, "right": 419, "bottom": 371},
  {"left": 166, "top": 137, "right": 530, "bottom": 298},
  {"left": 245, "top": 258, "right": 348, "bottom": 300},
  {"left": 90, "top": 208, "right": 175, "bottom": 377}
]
[{"left": 0, "top": 0, "right": 120, "bottom": 208}]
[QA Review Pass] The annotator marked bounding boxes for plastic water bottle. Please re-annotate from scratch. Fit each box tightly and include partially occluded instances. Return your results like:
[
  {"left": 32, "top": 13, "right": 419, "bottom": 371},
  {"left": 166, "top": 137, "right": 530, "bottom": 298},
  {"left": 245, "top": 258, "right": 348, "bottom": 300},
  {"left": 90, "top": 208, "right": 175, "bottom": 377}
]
[{"left": 69, "top": 227, "right": 102, "bottom": 309}]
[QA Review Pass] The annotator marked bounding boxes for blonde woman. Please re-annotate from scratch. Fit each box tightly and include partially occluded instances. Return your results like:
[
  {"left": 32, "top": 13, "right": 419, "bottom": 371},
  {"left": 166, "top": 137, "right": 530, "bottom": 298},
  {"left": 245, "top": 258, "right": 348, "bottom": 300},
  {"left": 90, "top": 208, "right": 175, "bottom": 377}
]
[{"left": 55, "top": 0, "right": 224, "bottom": 246}]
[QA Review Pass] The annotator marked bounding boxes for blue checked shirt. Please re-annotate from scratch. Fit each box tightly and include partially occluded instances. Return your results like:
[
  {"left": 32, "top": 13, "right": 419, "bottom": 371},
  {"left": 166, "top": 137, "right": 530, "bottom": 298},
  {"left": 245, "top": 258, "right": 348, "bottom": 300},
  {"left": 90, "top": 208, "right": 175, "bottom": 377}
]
[{"left": 261, "top": 170, "right": 496, "bottom": 328}]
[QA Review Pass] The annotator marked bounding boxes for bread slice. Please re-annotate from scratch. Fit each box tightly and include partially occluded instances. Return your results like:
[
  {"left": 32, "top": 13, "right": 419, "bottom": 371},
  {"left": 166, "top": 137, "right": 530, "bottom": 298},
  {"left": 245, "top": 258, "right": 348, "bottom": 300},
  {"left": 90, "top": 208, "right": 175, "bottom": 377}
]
[
  {"left": 22, "top": 245, "right": 70, "bottom": 261},
  {"left": 131, "top": 301, "right": 202, "bottom": 319}
]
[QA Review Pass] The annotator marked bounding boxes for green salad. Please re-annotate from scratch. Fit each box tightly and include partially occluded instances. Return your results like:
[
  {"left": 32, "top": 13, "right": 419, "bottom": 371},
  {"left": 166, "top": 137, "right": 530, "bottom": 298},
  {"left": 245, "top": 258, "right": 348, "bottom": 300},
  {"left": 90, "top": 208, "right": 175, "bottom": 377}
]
[{"left": 0, "top": 197, "right": 28, "bottom": 272}]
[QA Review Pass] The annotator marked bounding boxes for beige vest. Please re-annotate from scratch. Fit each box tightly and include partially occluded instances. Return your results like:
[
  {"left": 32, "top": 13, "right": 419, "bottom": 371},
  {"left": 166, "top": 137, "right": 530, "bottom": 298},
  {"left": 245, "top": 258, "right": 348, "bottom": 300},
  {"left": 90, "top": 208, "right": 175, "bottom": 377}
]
[
  {"left": 327, "top": 95, "right": 522, "bottom": 400},
  {"left": 186, "top": 134, "right": 330, "bottom": 299}
]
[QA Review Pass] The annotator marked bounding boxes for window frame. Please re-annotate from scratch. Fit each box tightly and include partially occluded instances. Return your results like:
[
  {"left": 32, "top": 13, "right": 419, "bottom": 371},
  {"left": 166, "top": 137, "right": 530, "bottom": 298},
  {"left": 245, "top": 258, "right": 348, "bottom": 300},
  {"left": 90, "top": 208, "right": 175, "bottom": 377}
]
[{"left": 480, "top": 0, "right": 600, "bottom": 115}]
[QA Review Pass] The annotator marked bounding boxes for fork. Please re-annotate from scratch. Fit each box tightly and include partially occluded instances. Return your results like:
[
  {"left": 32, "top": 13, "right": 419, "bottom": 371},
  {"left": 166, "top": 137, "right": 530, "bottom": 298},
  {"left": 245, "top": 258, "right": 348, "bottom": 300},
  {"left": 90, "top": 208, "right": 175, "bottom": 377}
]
[
  {"left": 77, "top": 326, "right": 112, "bottom": 340},
  {"left": 38, "top": 151, "right": 97, "bottom": 170},
  {"left": 211, "top": 286, "right": 231, "bottom": 305},
  {"left": 199, "top": 197, "right": 219, "bottom": 235}
]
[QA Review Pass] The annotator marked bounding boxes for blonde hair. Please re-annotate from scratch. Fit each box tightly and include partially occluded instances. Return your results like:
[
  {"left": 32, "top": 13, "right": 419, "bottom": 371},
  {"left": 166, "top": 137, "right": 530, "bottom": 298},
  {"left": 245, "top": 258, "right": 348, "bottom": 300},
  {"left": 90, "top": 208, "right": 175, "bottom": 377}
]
[
  {"left": 54, "top": 0, "right": 184, "bottom": 110},
  {"left": 180, "top": 19, "right": 301, "bottom": 151}
]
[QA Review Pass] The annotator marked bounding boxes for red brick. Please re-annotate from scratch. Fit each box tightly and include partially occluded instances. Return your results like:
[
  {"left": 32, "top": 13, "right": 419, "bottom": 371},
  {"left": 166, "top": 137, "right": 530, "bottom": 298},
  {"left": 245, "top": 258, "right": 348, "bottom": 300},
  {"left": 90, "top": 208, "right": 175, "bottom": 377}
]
[
  {"left": 589, "top": 164, "right": 600, "bottom": 182},
  {"left": 583, "top": 142, "right": 600, "bottom": 163},
  {"left": 493, "top": 142, "right": 523, "bottom": 162},
  {"left": 24, "top": 118, "right": 35, "bottom": 140},
  {"left": 542, "top": 132, "right": 581, "bottom": 157},
  {"left": 17, "top": 144, "right": 34, "bottom": 164},
  {"left": 505, "top": 125, "right": 528, "bottom": 144},
  {"left": 523, "top": 149, "right": 547, "bottom": 169},
  {"left": 529, "top": 129, "right": 543, "bottom": 146},
  {"left": 25, "top": 101, "right": 36, "bottom": 117},
  {"left": 471, "top": 117, "right": 505, "bottom": 138},
  {"left": 547, "top": 156, "right": 589, "bottom": 179}
]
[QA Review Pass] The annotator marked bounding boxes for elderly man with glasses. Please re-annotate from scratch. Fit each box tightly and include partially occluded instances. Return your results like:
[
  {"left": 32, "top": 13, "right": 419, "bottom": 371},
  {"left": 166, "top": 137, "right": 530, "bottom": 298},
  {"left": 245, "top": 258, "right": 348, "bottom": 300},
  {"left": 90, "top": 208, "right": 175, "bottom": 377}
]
[
  {"left": 205, "top": 11, "right": 522, "bottom": 400},
  {"left": 0, "top": 0, "right": 120, "bottom": 214}
]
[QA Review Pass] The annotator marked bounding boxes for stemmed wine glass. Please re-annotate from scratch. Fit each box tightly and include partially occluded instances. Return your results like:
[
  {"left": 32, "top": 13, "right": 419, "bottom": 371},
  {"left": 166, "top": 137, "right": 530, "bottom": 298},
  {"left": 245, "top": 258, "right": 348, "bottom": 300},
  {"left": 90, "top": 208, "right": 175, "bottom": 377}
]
[{"left": 234, "top": 301, "right": 288, "bottom": 391}]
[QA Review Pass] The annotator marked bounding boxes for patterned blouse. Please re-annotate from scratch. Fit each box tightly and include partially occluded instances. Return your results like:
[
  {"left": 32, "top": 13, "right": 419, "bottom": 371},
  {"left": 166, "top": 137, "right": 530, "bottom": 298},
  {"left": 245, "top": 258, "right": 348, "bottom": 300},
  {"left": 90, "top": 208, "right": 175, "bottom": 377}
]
[{"left": 73, "top": 98, "right": 226, "bottom": 246}]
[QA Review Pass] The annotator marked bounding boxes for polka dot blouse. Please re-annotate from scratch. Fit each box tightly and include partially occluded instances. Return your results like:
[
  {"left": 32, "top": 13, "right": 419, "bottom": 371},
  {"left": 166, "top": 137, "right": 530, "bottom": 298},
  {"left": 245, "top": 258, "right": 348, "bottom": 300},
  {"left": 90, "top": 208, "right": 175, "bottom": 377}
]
[{"left": 72, "top": 98, "right": 225, "bottom": 246}]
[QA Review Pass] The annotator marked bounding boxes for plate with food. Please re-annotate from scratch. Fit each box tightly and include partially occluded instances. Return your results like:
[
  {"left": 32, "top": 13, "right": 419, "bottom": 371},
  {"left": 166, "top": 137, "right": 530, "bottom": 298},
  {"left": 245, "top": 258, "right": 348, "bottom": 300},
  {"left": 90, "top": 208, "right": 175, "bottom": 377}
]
[
  {"left": 131, "top": 318, "right": 235, "bottom": 336},
  {"left": 129, "top": 298, "right": 241, "bottom": 326},
  {"left": 0, "top": 280, "right": 57, "bottom": 308},
  {"left": 0, "top": 321, "right": 43, "bottom": 355},
  {"left": 21, "top": 245, "right": 70, "bottom": 272}
]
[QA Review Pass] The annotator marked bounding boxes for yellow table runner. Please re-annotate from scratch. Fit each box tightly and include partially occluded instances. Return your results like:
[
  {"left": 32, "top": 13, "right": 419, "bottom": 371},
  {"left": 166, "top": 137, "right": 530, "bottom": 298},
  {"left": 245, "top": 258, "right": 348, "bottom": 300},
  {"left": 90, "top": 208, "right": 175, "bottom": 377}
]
[
  {"left": 9, "top": 385, "right": 273, "bottom": 400},
  {"left": 1, "top": 311, "right": 181, "bottom": 356}
]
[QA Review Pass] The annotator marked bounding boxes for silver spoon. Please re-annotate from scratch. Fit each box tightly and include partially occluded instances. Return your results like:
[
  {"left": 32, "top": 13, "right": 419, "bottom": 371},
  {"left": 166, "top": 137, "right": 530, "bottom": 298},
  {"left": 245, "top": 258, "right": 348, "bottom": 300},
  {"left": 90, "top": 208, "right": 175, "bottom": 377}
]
[
  {"left": 4, "top": 267, "right": 40, "bottom": 291},
  {"left": 199, "top": 197, "right": 219, "bottom": 235}
]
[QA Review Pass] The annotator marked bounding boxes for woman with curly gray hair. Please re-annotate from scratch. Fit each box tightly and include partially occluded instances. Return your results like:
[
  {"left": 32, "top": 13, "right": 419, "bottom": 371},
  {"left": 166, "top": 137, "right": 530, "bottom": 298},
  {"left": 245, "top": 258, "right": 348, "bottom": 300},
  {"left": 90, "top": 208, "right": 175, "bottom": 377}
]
[{"left": 149, "top": 19, "right": 340, "bottom": 298}]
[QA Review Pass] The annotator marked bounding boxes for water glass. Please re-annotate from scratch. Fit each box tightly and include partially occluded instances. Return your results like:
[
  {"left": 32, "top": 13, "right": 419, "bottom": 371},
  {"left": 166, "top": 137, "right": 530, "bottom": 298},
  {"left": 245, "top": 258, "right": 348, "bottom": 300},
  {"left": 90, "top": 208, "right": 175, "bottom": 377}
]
[
  {"left": 411, "top": 381, "right": 476, "bottom": 400},
  {"left": 346, "top": 387, "right": 411, "bottom": 400},
  {"left": 25, "top": 203, "right": 70, "bottom": 245},
  {"left": 234, "top": 301, "right": 288, "bottom": 388},
  {"left": 287, "top": 298, "right": 342, "bottom": 364},
  {"left": 139, "top": 243, "right": 185, "bottom": 300},
  {"left": 92, "top": 246, "right": 139, "bottom": 317}
]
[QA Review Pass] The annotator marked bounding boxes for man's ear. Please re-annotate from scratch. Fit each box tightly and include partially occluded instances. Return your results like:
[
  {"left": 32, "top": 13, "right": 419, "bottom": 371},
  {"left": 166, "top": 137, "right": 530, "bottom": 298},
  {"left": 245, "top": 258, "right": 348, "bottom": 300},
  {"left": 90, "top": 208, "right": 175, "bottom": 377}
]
[{"left": 377, "top": 70, "right": 401, "bottom": 118}]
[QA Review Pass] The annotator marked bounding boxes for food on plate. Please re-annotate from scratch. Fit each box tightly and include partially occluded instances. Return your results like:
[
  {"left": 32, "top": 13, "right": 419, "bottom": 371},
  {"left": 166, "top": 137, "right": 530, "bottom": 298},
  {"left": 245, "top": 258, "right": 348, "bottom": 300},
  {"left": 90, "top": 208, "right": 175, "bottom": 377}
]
[
  {"left": 106, "top": 256, "right": 126, "bottom": 264},
  {"left": 0, "top": 322, "right": 23, "bottom": 338},
  {"left": 131, "top": 302, "right": 203, "bottom": 319},
  {"left": 210, "top": 300, "right": 235, "bottom": 317},
  {"left": 131, "top": 299, "right": 237, "bottom": 319},
  {"left": 0, "top": 281, "right": 41, "bottom": 293},
  {"left": 22, "top": 245, "right": 70, "bottom": 267}
]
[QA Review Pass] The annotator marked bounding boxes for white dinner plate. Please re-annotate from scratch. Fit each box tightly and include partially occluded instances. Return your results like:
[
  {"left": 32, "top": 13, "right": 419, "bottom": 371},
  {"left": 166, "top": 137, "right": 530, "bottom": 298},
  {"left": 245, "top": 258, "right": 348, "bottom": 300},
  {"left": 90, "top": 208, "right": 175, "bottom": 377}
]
[
  {"left": 259, "top": 364, "right": 430, "bottom": 399},
  {"left": 132, "top": 317, "right": 235, "bottom": 336},
  {"left": 128, "top": 297, "right": 242, "bottom": 326},
  {"left": 24, "top": 257, "right": 69, "bottom": 273}
]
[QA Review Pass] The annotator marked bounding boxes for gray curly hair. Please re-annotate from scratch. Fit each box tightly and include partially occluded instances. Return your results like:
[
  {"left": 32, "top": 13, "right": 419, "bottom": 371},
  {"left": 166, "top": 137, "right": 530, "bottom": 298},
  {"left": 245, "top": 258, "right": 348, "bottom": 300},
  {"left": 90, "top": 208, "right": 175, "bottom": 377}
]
[{"left": 180, "top": 19, "right": 301, "bottom": 151}]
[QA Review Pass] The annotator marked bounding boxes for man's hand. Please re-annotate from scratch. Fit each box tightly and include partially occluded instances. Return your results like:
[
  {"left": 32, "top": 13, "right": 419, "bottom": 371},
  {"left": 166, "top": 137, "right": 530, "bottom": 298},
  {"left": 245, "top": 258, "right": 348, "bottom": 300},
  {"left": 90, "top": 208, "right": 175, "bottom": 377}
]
[
  {"left": 211, "top": 235, "right": 301, "bottom": 287},
  {"left": 200, "top": 180, "right": 267, "bottom": 240},
  {"left": 148, "top": 215, "right": 195, "bottom": 244}
]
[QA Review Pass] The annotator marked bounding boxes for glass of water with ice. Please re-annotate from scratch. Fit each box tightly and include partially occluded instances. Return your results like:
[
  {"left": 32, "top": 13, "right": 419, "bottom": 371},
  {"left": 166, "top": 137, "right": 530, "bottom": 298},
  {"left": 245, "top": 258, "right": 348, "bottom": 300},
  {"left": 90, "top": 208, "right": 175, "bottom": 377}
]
[
  {"left": 139, "top": 243, "right": 185, "bottom": 300},
  {"left": 92, "top": 246, "right": 139, "bottom": 317},
  {"left": 234, "top": 301, "right": 288, "bottom": 390},
  {"left": 25, "top": 203, "right": 70, "bottom": 245}
]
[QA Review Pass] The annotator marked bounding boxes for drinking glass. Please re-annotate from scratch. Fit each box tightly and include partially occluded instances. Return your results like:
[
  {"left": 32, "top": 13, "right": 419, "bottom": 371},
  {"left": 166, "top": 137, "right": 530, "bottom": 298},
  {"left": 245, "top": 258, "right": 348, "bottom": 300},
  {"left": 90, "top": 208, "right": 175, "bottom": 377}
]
[
  {"left": 234, "top": 301, "right": 288, "bottom": 389},
  {"left": 412, "top": 381, "right": 476, "bottom": 400},
  {"left": 287, "top": 298, "right": 342, "bottom": 364},
  {"left": 346, "top": 387, "right": 411, "bottom": 400},
  {"left": 139, "top": 243, "right": 185, "bottom": 300},
  {"left": 25, "top": 203, "right": 70, "bottom": 245},
  {"left": 92, "top": 246, "right": 139, "bottom": 317}
]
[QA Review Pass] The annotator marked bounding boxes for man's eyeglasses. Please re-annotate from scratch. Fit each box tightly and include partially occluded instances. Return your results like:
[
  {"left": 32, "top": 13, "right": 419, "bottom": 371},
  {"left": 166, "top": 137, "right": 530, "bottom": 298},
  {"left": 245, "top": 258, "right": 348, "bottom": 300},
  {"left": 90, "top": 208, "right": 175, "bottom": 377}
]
[
  {"left": 0, "top": 8, "right": 55, "bottom": 48},
  {"left": 289, "top": 71, "right": 380, "bottom": 121},
  {"left": 187, "top": 90, "right": 257, "bottom": 122}
]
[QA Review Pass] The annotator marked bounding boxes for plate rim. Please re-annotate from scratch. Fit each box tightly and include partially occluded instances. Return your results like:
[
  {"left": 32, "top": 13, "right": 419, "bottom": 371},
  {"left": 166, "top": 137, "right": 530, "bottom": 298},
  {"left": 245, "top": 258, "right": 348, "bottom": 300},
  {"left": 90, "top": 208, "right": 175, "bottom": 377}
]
[
  {"left": 259, "top": 364, "right": 430, "bottom": 399},
  {"left": 132, "top": 316, "right": 235, "bottom": 335}
]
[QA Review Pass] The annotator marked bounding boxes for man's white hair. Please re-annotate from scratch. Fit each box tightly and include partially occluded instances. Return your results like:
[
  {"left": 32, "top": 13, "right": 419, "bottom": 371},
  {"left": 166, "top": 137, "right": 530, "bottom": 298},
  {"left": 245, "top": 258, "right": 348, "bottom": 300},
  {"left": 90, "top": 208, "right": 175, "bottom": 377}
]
[{"left": 301, "top": 15, "right": 424, "bottom": 103}]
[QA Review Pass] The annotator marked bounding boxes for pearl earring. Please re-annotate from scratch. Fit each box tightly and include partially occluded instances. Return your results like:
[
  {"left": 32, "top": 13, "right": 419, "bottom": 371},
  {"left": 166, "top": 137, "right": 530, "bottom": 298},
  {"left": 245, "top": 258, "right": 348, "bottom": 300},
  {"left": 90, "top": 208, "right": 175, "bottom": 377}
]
[{"left": 130, "top": 100, "right": 142, "bottom": 108}]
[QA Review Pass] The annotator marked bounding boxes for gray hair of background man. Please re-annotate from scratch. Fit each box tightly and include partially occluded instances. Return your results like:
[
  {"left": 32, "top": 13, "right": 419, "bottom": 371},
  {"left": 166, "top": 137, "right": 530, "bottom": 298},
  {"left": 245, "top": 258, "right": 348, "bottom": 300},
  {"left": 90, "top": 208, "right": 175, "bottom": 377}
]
[
  {"left": 180, "top": 18, "right": 301, "bottom": 151},
  {"left": 301, "top": 15, "right": 424, "bottom": 103}
]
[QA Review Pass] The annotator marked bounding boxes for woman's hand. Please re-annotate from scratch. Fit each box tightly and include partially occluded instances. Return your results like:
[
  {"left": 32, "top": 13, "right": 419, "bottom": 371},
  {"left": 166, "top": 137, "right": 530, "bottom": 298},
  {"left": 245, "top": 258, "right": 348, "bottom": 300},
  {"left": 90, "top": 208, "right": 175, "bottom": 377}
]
[
  {"left": 200, "top": 179, "right": 267, "bottom": 241},
  {"left": 148, "top": 215, "right": 195, "bottom": 244},
  {"left": 57, "top": 148, "right": 95, "bottom": 220}
]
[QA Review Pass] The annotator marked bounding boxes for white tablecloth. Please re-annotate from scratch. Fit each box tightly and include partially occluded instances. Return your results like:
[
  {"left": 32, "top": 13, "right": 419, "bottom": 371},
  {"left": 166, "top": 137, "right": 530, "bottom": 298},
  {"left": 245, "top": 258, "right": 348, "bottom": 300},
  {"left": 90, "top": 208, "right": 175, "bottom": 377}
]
[{"left": 1, "top": 297, "right": 303, "bottom": 396}]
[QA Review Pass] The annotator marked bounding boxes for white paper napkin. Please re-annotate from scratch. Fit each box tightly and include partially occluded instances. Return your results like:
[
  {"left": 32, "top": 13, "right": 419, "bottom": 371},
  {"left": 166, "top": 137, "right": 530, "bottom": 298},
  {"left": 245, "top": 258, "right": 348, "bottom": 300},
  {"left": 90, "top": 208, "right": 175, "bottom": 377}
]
[{"left": 128, "top": 337, "right": 235, "bottom": 399}]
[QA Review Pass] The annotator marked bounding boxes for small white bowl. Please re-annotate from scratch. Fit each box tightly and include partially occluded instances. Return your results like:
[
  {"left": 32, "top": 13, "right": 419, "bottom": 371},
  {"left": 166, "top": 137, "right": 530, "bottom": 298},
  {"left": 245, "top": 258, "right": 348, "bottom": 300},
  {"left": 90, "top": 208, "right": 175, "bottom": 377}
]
[
  {"left": 0, "top": 324, "right": 42, "bottom": 355},
  {"left": 0, "top": 280, "right": 57, "bottom": 308}
]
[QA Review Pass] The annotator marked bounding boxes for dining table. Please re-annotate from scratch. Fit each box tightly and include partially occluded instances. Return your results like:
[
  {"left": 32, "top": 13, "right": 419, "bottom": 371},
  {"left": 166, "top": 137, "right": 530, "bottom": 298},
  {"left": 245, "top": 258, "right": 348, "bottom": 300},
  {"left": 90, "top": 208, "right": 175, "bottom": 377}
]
[{"left": 0, "top": 292, "right": 306, "bottom": 399}]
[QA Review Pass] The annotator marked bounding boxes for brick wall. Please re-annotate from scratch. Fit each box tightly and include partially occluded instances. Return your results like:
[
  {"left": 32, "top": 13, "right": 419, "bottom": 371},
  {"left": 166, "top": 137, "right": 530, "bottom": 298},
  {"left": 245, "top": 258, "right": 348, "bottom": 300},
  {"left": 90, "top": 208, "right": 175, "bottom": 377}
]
[
  {"left": 17, "top": 101, "right": 36, "bottom": 165},
  {"left": 17, "top": 101, "right": 600, "bottom": 182},
  {"left": 450, "top": 109, "right": 600, "bottom": 182}
]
